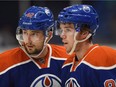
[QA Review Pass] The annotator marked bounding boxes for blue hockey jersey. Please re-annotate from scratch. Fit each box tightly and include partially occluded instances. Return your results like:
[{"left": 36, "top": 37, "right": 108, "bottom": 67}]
[
  {"left": 61, "top": 44, "right": 116, "bottom": 87},
  {"left": 0, "top": 44, "right": 71, "bottom": 87}
]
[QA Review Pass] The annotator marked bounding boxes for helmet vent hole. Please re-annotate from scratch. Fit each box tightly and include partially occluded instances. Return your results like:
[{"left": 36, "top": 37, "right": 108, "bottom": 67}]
[
  {"left": 68, "top": 12, "right": 72, "bottom": 14},
  {"left": 38, "top": 13, "right": 42, "bottom": 16},
  {"left": 64, "top": 15, "right": 68, "bottom": 18}
]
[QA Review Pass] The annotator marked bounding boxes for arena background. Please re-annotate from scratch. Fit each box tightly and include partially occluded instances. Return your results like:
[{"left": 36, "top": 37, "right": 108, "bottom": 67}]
[{"left": 0, "top": 1, "right": 116, "bottom": 52}]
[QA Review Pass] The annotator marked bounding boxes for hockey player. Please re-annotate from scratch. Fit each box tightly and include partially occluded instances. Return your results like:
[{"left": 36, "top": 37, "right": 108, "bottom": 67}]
[
  {"left": 0, "top": 6, "right": 73, "bottom": 87},
  {"left": 56, "top": 4, "right": 116, "bottom": 87}
]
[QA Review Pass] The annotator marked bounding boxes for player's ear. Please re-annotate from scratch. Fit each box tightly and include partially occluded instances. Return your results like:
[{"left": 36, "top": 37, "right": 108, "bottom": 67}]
[
  {"left": 45, "top": 31, "right": 53, "bottom": 43},
  {"left": 79, "top": 29, "right": 89, "bottom": 40},
  {"left": 82, "top": 30, "right": 89, "bottom": 35},
  {"left": 48, "top": 31, "right": 53, "bottom": 36}
]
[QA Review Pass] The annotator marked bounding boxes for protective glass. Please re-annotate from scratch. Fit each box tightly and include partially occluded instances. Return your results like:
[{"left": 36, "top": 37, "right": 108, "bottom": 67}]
[
  {"left": 54, "top": 21, "right": 61, "bottom": 36},
  {"left": 16, "top": 27, "right": 45, "bottom": 44},
  {"left": 55, "top": 21, "right": 78, "bottom": 36}
]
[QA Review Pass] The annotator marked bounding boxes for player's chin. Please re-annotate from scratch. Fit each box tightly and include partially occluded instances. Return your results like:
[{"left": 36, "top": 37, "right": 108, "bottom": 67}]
[
  {"left": 66, "top": 48, "right": 71, "bottom": 54},
  {"left": 27, "top": 50, "right": 33, "bottom": 54},
  {"left": 63, "top": 44, "right": 69, "bottom": 50},
  {"left": 26, "top": 48, "right": 34, "bottom": 54}
]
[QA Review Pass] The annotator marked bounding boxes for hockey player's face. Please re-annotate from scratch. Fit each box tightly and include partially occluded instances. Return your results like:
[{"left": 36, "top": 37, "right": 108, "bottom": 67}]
[
  {"left": 59, "top": 23, "right": 75, "bottom": 53},
  {"left": 22, "top": 30, "right": 45, "bottom": 54}
]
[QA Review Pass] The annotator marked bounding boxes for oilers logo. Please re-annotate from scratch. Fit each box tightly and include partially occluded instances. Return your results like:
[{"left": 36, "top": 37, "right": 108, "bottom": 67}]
[
  {"left": 65, "top": 78, "right": 80, "bottom": 87},
  {"left": 30, "top": 74, "right": 61, "bottom": 87},
  {"left": 83, "top": 5, "right": 91, "bottom": 13}
]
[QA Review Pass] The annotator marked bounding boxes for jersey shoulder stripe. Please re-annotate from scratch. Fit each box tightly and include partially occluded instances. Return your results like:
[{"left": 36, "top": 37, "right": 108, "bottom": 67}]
[
  {"left": 49, "top": 44, "right": 72, "bottom": 60},
  {"left": 0, "top": 47, "right": 30, "bottom": 72},
  {"left": 62, "top": 54, "right": 75, "bottom": 68},
  {"left": 84, "top": 45, "right": 116, "bottom": 67}
]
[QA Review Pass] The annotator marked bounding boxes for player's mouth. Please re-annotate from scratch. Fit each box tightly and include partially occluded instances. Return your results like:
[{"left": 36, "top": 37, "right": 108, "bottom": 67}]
[
  {"left": 27, "top": 45, "right": 34, "bottom": 49},
  {"left": 63, "top": 42, "right": 68, "bottom": 46},
  {"left": 62, "top": 40, "right": 69, "bottom": 47}
]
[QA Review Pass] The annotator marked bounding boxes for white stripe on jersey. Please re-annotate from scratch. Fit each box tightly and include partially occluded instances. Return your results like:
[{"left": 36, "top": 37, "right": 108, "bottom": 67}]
[{"left": 0, "top": 60, "right": 31, "bottom": 75}]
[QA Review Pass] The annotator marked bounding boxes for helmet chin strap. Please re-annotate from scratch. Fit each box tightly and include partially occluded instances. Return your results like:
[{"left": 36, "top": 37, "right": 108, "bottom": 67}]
[{"left": 68, "top": 32, "right": 92, "bottom": 55}]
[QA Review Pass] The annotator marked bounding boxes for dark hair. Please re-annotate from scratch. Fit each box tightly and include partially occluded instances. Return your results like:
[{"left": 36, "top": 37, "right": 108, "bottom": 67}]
[{"left": 80, "top": 24, "right": 93, "bottom": 42}]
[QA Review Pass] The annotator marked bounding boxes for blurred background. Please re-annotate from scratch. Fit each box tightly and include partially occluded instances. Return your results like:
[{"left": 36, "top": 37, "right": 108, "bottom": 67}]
[{"left": 0, "top": 1, "right": 116, "bottom": 52}]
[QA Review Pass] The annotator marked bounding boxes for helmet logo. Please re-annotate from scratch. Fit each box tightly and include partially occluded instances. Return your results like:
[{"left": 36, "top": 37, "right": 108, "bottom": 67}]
[
  {"left": 45, "top": 9, "right": 51, "bottom": 16},
  {"left": 26, "top": 13, "right": 34, "bottom": 18},
  {"left": 83, "top": 5, "right": 90, "bottom": 13}
]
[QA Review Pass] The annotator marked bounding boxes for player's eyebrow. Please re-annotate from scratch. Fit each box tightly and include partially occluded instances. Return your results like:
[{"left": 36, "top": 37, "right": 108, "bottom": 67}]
[
  {"left": 30, "top": 30, "right": 42, "bottom": 33},
  {"left": 64, "top": 26, "right": 72, "bottom": 28}
]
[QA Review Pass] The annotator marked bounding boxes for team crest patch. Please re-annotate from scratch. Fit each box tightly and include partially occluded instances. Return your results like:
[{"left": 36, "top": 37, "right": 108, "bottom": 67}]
[
  {"left": 83, "top": 5, "right": 90, "bottom": 13},
  {"left": 30, "top": 74, "right": 61, "bottom": 87},
  {"left": 65, "top": 78, "right": 80, "bottom": 87}
]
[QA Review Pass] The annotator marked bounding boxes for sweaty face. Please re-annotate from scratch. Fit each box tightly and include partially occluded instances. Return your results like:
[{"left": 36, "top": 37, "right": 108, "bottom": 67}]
[
  {"left": 59, "top": 23, "right": 75, "bottom": 54},
  {"left": 22, "top": 30, "right": 45, "bottom": 55}
]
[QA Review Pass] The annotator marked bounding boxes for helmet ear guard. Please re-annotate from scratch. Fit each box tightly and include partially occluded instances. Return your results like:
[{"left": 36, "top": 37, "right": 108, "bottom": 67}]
[
  {"left": 16, "top": 27, "right": 24, "bottom": 46},
  {"left": 45, "top": 24, "right": 54, "bottom": 37},
  {"left": 54, "top": 21, "right": 61, "bottom": 36}
]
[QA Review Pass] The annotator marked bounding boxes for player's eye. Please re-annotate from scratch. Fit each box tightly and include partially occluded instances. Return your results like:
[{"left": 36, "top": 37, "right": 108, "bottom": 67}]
[
  {"left": 59, "top": 29, "right": 63, "bottom": 33},
  {"left": 23, "top": 30, "right": 27, "bottom": 35},
  {"left": 65, "top": 28, "right": 71, "bottom": 33}
]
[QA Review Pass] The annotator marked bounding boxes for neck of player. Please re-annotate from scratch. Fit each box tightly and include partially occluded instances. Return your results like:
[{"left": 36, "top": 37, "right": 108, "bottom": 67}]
[{"left": 75, "top": 41, "right": 93, "bottom": 60}]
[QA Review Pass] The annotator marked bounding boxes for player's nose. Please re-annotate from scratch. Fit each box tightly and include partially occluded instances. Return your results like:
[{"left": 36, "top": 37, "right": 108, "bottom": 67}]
[{"left": 60, "top": 32, "right": 66, "bottom": 39}]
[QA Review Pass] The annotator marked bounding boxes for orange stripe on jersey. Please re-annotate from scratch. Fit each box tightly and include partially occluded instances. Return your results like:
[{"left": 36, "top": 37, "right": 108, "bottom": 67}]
[
  {"left": 84, "top": 45, "right": 116, "bottom": 67},
  {"left": 33, "top": 44, "right": 70, "bottom": 68},
  {"left": 63, "top": 54, "right": 75, "bottom": 65},
  {"left": 28, "top": 44, "right": 73, "bottom": 69},
  {"left": 0, "top": 47, "right": 30, "bottom": 72},
  {"left": 50, "top": 44, "right": 73, "bottom": 60}
]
